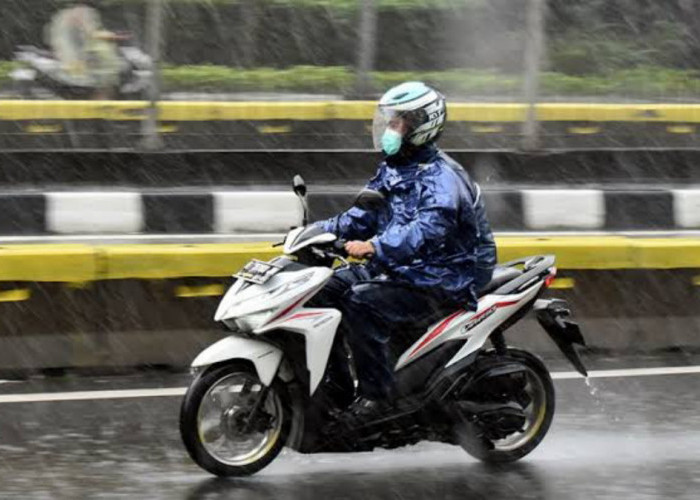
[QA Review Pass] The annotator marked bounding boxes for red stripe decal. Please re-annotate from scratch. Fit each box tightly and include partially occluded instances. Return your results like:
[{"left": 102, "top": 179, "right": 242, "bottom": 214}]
[
  {"left": 287, "top": 312, "right": 325, "bottom": 321},
  {"left": 266, "top": 289, "right": 318, "bottom": 325},
  {"left": 408, "top": 309, "right": 467, "bottom": 358},
  {"left": 408, "top": 298, "right": 522, "bottom": 359}
]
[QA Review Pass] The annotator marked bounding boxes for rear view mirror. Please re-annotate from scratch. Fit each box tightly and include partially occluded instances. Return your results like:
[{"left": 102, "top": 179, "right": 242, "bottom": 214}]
[
  {"left": 293, "top": 175, "right": 307, "bottom": 198},
  {"left": 354, "top": 189, "right": 386, "bottom": 212},
  {"left": 292, "top": 174, "right": 308, "bottom": 226}
]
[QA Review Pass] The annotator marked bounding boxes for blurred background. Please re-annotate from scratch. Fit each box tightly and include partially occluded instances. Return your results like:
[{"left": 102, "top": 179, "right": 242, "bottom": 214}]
[{"left": 2, "top": 0, "right": 700, "bottom": 149}]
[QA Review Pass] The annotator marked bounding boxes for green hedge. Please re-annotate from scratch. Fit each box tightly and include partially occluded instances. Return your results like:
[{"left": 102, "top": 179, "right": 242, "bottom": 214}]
[
  {"left": 105, "top": 0, "right": 479, "bottom": 7},
  {"left": 0, "top": 61, "right": 18, "bottom": 87},
  {"left": 161, "top": 64, "right": 700, "bottom": 97},
  {"left": 160, "top": 65, "right": 522, "bottom": 94},
  {"left": 3, "top": 62, "right": 700, "bottom": 98}
]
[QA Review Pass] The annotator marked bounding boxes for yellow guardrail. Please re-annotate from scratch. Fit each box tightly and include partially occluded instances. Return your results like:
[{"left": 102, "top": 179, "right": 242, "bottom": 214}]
[
  {"left": 0, "top": 236, "right": 698, "bottom": 282},
  {"left": 3, "top": 101, "right": 700, "bottom": 123},
  {"left": 0, "top": 244, "right": 98, "bottom": 282}
]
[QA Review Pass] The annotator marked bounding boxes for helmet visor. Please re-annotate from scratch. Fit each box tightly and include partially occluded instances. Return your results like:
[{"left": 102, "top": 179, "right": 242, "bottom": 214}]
[{"left": 372, "top": 107, "right": 405, "bottom": 151}]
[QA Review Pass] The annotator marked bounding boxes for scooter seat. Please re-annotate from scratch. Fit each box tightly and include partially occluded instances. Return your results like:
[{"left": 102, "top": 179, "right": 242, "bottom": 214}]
[{"left": 478, "top": 266, "right": 522, "bottom": 296}]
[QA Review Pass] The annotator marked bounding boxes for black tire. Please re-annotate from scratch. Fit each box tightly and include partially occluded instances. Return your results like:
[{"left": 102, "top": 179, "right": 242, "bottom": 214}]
[
  {"left": 456, "top": 348, "right": 555, "bottom": 463},
  {"left": 179, "top": 362, "right": 291, "bottom": 477}
]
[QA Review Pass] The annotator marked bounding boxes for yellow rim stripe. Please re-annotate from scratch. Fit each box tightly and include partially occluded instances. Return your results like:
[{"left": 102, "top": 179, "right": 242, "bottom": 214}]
[
  {"left": 0, "top": 237, "right": 697, "bottom": 282},
  {"left": 4, "top": 101, "right": 700, "bottom": 123}
]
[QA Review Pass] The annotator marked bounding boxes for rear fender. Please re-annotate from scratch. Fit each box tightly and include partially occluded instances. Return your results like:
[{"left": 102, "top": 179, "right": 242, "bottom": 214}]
[
  {"left": 191, "top": 335, "right": 288, "bottom": 386},
  {"left": 535, "top": 298, "right": 588, "bottom": 376}
]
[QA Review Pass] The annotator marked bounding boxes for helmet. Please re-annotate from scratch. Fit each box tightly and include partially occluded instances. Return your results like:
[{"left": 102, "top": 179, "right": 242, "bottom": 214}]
[{"left": 372, "top": 81, "right": 447, "bottom": 153}]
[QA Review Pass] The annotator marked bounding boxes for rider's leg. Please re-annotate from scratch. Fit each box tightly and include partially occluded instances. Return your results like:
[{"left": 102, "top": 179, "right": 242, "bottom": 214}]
[
  {"left": 306, "top": 264, "right": 371, "bottom": 309},
  {"left": 341, "top": 282, "right": 458, "bottom": 401},
  {"left": 306, "top": 265, "right": 372, "bottom": 399}
]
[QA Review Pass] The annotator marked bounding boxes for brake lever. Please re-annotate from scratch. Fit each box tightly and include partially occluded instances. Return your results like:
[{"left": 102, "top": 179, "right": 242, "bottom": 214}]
[
  {"left": 272, "top": 241, "right": 284, "bottom": 247},
  {"left": 327, "top": 252, "right": 350, "bottom": 266}
]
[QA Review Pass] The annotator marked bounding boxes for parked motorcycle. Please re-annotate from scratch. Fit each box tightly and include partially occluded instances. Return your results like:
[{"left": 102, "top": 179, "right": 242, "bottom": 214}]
[
  {"left": 11, "top": 43, "right": 152, "bottom": 100},
  {"left": 179, "top": 176, "right": 587, "bottom": 477}
]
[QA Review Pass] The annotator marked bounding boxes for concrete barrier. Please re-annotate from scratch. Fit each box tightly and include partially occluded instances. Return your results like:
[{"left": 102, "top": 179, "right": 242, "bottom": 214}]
[
  {"left": 1, "top": 188, "right": 699, "bottom": 236},
  {"left": 3, "top": 101, "right": 700, "bottom": 150},
  {"left": 0, "top": 237, "right": 697, "bottom": 373},
  {"left": 0, "top": 237, "right": 699, "bottom": 281}
]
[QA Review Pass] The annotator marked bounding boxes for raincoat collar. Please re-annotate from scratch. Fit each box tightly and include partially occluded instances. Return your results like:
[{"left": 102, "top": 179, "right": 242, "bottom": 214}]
[{"left": 384, "top": 143, "right": 439, "bottom": 169}]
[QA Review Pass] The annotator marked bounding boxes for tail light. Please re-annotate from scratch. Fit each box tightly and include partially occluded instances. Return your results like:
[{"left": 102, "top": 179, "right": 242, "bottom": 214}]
[{"left": 544, "top": 267, "right": 557, "bottom": 288}]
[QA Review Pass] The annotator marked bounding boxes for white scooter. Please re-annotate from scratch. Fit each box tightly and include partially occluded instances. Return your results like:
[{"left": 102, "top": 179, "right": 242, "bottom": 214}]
[{"left": 179, "top": 176, "right": 587, "bottom": 477}]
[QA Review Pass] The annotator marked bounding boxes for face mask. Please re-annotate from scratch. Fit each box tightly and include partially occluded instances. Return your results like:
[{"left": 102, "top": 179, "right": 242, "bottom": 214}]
[{"left": 381, "top": 128, "right": 403, "bottom": 156}]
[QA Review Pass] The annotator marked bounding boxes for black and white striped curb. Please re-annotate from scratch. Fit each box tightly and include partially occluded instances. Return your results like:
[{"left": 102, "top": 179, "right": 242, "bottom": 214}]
[{"left": 0, "top": 188, "right": 698, "bottom": 235}]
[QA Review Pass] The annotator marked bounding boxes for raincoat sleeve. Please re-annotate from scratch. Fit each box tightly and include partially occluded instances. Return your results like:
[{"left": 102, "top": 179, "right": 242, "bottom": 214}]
[
  {"left": 371, "top": 173, "right": 468, "bottom": 267},
  {"left": 315, "top": 167, "right": 384, "bottom": 240}
]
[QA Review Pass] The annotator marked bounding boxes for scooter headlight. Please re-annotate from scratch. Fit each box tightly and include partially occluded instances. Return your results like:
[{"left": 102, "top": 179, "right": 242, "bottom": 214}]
[
  {"left": 234, "top": 309, "right": 275, "bottom": 332},
  {"left": 219, "top": 271, "right": 315, "bottom": 331}
]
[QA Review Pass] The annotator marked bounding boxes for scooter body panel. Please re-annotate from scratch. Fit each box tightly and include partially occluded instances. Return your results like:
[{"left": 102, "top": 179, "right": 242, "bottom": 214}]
[{"left": 191, "top": 335, "right": 282, "bottom": 387}]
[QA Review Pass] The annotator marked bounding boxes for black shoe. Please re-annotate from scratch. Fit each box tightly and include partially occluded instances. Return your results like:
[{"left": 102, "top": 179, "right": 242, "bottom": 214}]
[{"left": 338, "top": 396, "right": 391, "bottom": 428}]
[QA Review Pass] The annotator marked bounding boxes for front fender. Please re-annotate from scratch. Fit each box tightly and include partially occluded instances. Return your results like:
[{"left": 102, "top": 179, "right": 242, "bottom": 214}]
[{"left": 192, "top": 335, "right": 283, "bottom": 387}]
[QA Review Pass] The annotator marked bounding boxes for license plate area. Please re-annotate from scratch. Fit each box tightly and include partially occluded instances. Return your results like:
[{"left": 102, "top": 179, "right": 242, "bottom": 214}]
[{"left": 234, "top": 259, "right": 283, "bottom": 285}]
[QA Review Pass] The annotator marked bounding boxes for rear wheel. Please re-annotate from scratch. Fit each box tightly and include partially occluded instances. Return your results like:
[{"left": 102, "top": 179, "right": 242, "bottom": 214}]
[
  {"left": 454, "top": 348, "right": 555, "bottom": 463},
  {"left": 179, "top": 362, "right": 291, "bottom": 476}
]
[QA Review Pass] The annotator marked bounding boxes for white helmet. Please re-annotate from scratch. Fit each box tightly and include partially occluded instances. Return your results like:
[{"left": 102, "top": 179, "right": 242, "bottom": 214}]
[{"left": 372, "top": 81, "right": 447, "bottom": 151}]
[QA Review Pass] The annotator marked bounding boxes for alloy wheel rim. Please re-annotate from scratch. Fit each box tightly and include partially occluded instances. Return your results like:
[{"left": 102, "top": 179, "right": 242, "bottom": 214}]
[
  {"left": 491, "top": 367, "right": 548, "bottom": 451},
  {"left": 197, "top": 373, "right": 283, "bottom": 466}
]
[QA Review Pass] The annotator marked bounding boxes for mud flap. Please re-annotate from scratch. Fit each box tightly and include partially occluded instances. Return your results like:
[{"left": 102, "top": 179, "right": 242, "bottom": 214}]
[{"left": 535, "top": 299, "right": 588, "bottom": 377}]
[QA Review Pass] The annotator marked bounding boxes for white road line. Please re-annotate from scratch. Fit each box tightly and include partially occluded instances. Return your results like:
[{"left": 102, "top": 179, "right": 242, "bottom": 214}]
[
  {"left": 551, "top": 365, "right": 700, "bottom": 380},
  {"left": 0, "top": 387, "right": 186, "bottom": 404},
  {"left": 1, "top": 365, "right": 700, "bottom": 404}
]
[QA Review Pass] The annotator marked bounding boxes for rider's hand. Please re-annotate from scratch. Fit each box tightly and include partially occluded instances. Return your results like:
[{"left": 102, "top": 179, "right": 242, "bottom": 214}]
[{"left": 345, "top": 240, "right": 375, "bottom": 259}]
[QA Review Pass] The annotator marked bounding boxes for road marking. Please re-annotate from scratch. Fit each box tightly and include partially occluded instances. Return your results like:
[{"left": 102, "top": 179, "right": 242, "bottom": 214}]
[
  {"left": 1, "top": 365, "right": 700, "bottom": 403},
  {"left": 0, "top": 387, "right": 186, "bottom": 404},
  {"left": 551, "top": 365, "right": 700, "bottom": 380}
]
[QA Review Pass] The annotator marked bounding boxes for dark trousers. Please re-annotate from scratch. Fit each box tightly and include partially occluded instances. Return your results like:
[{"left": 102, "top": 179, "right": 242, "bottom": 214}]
[{"left": 310, "top": 265, "right": 463, "bottom": 400}]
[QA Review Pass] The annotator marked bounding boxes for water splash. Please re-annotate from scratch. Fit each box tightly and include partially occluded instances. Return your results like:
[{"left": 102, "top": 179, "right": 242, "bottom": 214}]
[
  {"left": 584, "top": 376, "right": 621, "bottom": 423},
  {"left": 584, "top": 376, "right": 598, "bottom": 396}
]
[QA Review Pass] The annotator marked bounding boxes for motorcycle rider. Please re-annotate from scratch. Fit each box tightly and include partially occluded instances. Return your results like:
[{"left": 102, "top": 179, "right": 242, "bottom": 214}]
[
  {"left": 47, "top": 1, "right": 125, "bottom": 99},
  {"left": 314, "top": 81, "right": 496, "bottom": 422}
]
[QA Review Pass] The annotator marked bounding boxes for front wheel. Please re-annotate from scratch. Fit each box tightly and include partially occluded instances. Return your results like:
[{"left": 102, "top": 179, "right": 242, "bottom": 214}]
[
  {"left": 179, "top": 362, "right": 291, "bottom": 476},
  {"left": 454, "top": 348, "right": 555, "bottom": 463}
]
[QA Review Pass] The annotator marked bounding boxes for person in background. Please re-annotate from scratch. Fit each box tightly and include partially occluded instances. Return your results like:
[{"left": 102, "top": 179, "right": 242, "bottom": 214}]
[{"left": 48, "top": 1, "right": 128, "bottom": 99}]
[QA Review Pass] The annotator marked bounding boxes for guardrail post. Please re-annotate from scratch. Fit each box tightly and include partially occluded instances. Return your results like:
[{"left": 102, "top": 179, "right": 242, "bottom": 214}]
[
  {"left": 521, "top": 0, "right": 546, "bottom": 152},
  {"left": 354, "top": 0, "right": 378, "bottom": 98},
  {"left": 140, "top": 0, "right": 164, "bottom": 151}
]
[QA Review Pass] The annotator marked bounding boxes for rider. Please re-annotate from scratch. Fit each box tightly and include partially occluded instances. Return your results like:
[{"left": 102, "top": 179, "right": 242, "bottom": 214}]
[
  {"left": 48, "top": 1, "right": 126, "bottom": 99},
  {"left": 314, "top": 82, "right": 496, "bottom": 421}
]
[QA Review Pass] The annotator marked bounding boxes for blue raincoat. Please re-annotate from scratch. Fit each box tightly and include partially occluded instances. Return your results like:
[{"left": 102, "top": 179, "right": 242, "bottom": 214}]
[{"left": 318, "top": 146, "right": 496, "bottom": 309}]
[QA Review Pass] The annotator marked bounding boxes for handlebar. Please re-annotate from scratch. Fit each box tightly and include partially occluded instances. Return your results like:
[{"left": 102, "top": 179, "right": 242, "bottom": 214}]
[
  {"left": 319, "top": 238, "right": 348, "bottom": 262},
  {"left": 333, "top": 239, "right": 348, "bottom": 254}
]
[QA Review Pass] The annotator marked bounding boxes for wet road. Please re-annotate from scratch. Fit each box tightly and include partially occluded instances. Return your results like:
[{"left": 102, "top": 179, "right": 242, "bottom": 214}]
[{"left": 1, "top": 354, "right": 700, "bottom": 499}]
